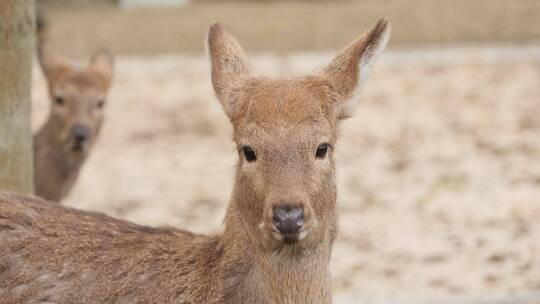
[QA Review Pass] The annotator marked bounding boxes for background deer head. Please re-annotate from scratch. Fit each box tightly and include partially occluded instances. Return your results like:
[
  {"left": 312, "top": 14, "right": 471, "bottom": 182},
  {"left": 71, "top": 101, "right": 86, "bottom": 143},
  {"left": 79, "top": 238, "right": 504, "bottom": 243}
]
[{"left": 38, "top": 35, "right": 114, "bottom": 156}]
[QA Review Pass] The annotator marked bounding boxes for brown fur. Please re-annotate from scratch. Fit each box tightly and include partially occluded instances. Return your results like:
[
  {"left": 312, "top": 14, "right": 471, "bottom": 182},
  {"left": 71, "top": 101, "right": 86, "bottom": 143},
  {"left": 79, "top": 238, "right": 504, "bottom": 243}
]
[
  {"left": 1, "top": 19, "right": 390, "bottom": 303},
  {"left": 33, "top": 19, "right": 114, "bottom": 202}
]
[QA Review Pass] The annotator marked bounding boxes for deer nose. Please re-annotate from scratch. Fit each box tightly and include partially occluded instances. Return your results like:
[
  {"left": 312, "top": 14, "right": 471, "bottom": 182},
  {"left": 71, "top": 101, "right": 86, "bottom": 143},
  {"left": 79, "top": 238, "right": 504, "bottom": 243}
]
[
  {"left": 273, "top": 204, "right": 304, "bottom": 235},
  {"left": 72, "top": 124, "right": 90, "bottom": 142}
]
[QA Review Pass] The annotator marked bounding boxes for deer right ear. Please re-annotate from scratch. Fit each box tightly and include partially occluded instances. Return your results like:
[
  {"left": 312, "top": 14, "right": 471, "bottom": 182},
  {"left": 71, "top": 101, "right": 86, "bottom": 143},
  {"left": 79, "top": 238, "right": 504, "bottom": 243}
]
[
  {"left": 37, "top": 32, "right": 70, "bottom": 82},
  {"left": 207, "top": 23, "right": 252, "bottom": 119}
]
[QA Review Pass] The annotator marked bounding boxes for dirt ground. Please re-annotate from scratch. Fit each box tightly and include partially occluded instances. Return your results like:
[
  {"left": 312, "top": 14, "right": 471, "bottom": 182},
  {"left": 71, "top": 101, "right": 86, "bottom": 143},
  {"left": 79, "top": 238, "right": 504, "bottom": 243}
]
[
  {"left": 31, "top": 46, "right": 540, "bottom": 302},
  {"left": 41, "top": 0, "right": 540, "bottom": 57}
]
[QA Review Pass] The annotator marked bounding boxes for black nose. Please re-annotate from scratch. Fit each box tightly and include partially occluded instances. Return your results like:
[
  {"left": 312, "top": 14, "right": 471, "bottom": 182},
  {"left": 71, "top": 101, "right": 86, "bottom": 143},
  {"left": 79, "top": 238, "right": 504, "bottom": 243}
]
[
  {"left": 273, "top": 204, "right": 304, "bottom": 235},
  {"left": 71, "top": 124, "right": 90, "bottom": 142}
]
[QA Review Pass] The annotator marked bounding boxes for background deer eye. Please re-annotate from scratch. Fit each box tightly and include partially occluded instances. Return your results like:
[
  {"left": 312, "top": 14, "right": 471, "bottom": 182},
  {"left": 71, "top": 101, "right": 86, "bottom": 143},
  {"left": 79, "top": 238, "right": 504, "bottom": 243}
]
[
  {"left": 97, "top": 100, "right": 105, "bottom": 109},
  {"left": 54, "top": 96, "right": 64, "bottom": 106},
  {"left": 242, "top": 146, "right": 257, "bottom": 162},
  {"left": 315, "top": 143, "right": 330, "bottom": 158}
]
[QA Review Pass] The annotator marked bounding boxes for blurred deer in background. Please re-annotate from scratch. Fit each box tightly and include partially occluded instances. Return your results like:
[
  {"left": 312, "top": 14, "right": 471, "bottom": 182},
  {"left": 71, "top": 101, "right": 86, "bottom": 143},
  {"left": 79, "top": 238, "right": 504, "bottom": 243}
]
[
  {"left": 0, "top": 19, "right": 389, "bottom": 303},
  {"left": 33, "top": 14, "right": 114, "bottom": 202}
]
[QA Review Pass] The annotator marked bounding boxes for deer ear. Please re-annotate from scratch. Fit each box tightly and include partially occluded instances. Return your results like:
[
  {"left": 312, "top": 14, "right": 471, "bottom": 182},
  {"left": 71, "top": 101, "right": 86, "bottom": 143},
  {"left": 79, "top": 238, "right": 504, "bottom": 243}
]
[
  {"left": 207, "top": 22, "right": 252, "bottom": 119},
  {"left": 37, "top": 29, "right": 70, "bottom": 82},
  {"left": 320, "top": 18, "right": 390, "bottom": 119},
  {"left": 88, "top": 50, "right": 114, "bottom": 88}
]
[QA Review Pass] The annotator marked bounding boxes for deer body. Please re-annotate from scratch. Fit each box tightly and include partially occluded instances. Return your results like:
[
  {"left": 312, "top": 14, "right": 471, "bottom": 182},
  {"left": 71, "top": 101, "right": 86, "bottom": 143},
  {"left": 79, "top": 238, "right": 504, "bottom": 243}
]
[
  {"left": 0, "top": 20, "right": 390, "bottom": 303},
  {"left": 0, "top": 193, "right": 330, "bottom": 304},
  {"left": 33, "top": 18, "right": 114, "bottom": 202}
]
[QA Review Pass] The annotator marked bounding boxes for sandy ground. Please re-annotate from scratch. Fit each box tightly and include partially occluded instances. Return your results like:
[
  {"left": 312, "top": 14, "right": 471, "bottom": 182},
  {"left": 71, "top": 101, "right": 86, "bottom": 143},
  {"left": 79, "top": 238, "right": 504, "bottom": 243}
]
[
  {"left": 42, "top": 0, "right": 540, "bottom": 56},
  {"left": 32, "top": 47, "right": 540, "bottom": 303}
]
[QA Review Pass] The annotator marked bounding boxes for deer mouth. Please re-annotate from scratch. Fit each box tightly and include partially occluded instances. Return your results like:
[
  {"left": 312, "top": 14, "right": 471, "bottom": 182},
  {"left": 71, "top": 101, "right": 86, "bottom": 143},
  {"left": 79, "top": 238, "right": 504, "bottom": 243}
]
[
  {"left": 269, "top": 227, "right": 309, "bottom": 245},
  {"left": 282, "top": 234, "right": 299, "bottom": 245},
  {"left": 72, "top": 142, "right": 86, "bottom": 152},
  {"left": 65, "top": 138, "right": 90, "bottom": 154}
]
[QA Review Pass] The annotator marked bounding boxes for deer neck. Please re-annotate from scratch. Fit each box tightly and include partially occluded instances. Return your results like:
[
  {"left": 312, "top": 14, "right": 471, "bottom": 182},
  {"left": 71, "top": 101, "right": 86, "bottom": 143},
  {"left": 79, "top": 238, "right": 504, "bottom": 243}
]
[
  {"left": 34, "top": 115, "right": 87, "bottom": 200},
  {"left": 220, "top": 199, "right": 333, "bottom": 304}
]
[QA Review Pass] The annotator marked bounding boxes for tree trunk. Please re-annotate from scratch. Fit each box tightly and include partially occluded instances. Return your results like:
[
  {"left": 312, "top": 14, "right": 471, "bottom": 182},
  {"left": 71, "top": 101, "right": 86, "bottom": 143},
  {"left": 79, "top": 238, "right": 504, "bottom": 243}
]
[{"left": 0, "top": 0, "right": 35, "bottom": 194}]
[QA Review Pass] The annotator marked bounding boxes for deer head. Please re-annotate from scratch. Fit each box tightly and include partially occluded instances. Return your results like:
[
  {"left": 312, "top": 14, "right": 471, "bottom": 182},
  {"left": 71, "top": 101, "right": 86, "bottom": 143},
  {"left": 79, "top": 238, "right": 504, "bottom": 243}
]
[
  {"left": 208, "top": 19, "right": 390, "bottom": 252},
  {"left": 38, "top": 37, "right": 114, "bottom": 156}
]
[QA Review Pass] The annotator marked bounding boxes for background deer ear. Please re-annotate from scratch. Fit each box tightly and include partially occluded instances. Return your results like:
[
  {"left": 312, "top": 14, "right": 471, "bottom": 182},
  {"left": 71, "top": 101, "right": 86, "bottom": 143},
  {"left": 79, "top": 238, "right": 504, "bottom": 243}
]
[
  {"left": 207, "top": 22, "right": 252, "bottom": 119},
  {"left": 88, "top": 50, "right": 114, "bottom": 88},
  {"left": 320, "top": 18, "right": 390, "bottom": 120},
  {"left": 37, "top": 29, "right": 70, "bottom": 82}
]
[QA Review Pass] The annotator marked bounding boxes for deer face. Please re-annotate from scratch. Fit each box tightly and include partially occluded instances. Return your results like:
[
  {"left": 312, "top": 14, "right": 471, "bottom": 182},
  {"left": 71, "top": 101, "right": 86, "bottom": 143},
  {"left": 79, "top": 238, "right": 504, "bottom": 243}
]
[
  {"left": 39, "top": 45, "right": 114, "bottom": 155},
  {"left": 208, "top": 20, "right": 390, "bottom": 249},
  {"left": 230, "top": 79, "right": 338, "bottom": 247}
]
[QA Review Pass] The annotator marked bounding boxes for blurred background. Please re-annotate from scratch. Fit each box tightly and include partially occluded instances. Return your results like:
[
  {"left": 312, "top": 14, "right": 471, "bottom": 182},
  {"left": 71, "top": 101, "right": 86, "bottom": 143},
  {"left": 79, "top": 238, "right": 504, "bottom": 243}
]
[{"left": 33, "top": 0, "right": 540, "bottom": 303}]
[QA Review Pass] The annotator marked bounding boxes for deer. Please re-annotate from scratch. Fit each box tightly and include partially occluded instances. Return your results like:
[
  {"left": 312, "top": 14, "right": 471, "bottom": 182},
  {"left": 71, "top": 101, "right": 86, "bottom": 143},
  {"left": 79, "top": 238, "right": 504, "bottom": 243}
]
[
  {"left": 33, "top": 15, "right": 114, "bottom": 202},
  {"left": 0, "top": 19, "right": 390, "bottom": 304}
]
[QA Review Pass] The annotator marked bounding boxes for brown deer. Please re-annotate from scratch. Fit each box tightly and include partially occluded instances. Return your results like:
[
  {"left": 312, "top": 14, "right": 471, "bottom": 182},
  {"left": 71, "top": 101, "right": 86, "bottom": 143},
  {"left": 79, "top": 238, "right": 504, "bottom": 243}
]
[
  {"left": 33, "top": 17, "right": 114, "bottom": 202},
  {"left": 0, "top": 19, "right": 390, "bottom": 303}
]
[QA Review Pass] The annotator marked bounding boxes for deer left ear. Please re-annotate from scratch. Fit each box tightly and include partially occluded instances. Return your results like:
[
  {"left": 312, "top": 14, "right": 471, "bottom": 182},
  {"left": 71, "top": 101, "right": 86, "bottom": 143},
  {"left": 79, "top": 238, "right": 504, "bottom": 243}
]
[
  {"left": 88, "top": 50, "right": 114, "bottom": 89},
  {"left": 320, "top": 18, "right": 390, "bottom": 119}
]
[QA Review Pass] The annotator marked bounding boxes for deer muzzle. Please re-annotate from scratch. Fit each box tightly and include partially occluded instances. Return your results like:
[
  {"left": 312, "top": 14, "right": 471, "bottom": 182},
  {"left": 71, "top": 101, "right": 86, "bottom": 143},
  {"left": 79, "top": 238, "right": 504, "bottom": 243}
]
[{"left": 271, "top": 204, "right": 306, "bottom": 244}]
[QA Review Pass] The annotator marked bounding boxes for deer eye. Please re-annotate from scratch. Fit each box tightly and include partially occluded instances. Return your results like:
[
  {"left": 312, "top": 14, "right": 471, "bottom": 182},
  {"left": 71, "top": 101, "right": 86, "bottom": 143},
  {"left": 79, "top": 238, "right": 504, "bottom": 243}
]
[
  {"left": 54, "top": 96, "right": 64, "bottom": 106},
  {"left": 97, "top": 99, "right": 105, "bottom": 109},
  {"left": 315, "top": 143, "right": 330, "bottom": 159},
  {"left": 242, "top": 146, "right": 257, "bottom": 162}
]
